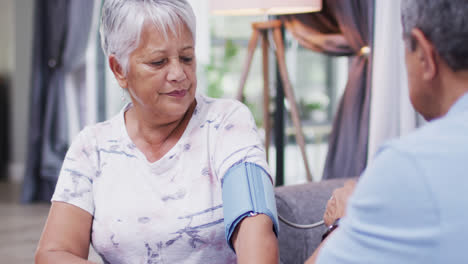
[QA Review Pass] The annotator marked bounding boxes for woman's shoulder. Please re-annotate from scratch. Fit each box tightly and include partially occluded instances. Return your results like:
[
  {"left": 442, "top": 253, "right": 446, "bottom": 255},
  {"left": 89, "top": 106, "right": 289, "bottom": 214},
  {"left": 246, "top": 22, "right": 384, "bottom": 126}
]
[
  {"left": 73, "top": 110, "right": 124, "bottom": 146},
  {"left": 197, "top": 93, "right": 251, "bottom": 118}
]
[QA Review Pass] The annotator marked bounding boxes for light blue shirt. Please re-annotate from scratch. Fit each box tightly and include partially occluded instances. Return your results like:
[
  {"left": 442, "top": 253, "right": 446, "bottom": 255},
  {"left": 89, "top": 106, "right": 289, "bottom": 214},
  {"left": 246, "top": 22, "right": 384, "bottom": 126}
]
[{"left": 317, "top": 92, "right": 468, "bottom": 264}]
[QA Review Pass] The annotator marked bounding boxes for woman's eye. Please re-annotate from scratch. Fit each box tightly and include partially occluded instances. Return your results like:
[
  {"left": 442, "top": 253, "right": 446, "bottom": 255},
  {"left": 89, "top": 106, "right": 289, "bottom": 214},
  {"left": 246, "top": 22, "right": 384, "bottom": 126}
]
[
  {"left": 181, "top": 57, "right": 193, "bottom": 63},
  {"left": 151, "top": 59, "right": 166, "bottom": 66}
]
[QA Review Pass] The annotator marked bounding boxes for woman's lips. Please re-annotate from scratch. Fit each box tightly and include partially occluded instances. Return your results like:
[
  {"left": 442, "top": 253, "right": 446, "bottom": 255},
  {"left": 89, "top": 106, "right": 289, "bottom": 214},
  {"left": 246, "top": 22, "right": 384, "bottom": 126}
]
[{"left": 166, "top": 90, "right": 187, "bottom": 98}]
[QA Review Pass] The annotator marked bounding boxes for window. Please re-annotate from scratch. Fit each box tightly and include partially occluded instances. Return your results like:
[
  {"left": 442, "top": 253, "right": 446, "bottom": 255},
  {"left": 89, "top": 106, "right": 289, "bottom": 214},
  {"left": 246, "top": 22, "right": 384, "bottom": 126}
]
[
  {"left": 283, "top": 32, "right": 348, "bottom": 184},
  {"left": 207, "top": 15, "right": 348, "bottom": 184}
]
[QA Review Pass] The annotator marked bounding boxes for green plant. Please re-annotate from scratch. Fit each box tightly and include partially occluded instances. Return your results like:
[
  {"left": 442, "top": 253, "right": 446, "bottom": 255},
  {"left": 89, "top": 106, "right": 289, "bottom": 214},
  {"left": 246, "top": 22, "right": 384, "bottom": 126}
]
[
  {"left": 204, "top": 39, "right": 238, "bottom": 98},
  {"left": 305, "top": 102, "right": 324, "bottom": 112},
  {"left": 244, "top": 99, "right": 264, "bottom": 128},
  {"left": 204, "top": 39, "right": 264, "bottom": 127}
]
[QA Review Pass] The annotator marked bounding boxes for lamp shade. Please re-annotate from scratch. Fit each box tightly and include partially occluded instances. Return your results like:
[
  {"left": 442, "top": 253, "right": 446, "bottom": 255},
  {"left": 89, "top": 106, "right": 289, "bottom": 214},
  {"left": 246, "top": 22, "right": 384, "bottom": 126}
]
[{"left": 210, "top": 0, "right": 322, "bottom": 16}]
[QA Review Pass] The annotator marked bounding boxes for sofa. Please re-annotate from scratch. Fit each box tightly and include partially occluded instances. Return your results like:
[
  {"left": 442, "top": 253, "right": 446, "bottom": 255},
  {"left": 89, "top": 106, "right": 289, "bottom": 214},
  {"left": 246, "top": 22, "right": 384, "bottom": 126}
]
[{"left": 275, "top": 178, "right": 348, "bottom": 264}]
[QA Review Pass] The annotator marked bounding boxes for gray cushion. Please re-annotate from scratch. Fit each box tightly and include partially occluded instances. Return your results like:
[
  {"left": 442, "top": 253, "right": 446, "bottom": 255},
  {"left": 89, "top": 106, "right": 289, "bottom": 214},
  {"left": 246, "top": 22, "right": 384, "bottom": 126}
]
[{"left": 275, "top": 178, "right": 348, "bottom": 264}]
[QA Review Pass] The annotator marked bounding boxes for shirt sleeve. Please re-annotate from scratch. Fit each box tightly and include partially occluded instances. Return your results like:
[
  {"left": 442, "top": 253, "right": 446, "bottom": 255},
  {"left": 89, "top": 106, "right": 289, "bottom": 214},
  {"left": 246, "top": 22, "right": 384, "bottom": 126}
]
[
  {"left": 317, "top": 146, "right": 441, "bottom": 264},
  {"left": 212, "top": 102, "right": 271, "bottom": 182},
  {"left": 51, "top": 127, "right": 97, "bottom": 215}
]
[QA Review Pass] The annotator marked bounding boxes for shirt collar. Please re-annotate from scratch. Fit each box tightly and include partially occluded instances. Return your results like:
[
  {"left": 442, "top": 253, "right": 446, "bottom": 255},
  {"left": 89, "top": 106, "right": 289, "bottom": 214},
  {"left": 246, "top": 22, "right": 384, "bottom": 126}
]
[{"left": 446, "top": 91, "right": 468, "bottom": 117}]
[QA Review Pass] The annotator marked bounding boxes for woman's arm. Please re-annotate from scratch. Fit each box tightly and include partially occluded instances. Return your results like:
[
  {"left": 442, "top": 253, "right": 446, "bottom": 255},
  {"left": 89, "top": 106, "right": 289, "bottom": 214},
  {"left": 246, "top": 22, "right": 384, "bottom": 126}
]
[
  {"left": 231, "top": 214, "right": 279, "bottom": 264},
  {"left": 35, "top": 202, "right": 96, "bottom": 264}
]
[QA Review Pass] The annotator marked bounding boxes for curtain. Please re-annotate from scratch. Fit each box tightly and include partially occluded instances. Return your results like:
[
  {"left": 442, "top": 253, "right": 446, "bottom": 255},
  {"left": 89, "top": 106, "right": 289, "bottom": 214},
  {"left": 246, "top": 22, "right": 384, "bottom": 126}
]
[
  {"left": 22, "top": 0, "right": 96, "bottom": 202},
  {"left": 66, "top": 0, "right": 104, "bottom": 142},
  {"left": 367, "top": 0, "right": 424, "bottom": 163},
  {"left": 282, "top": 0, "right": 374, "bottom": 180}
]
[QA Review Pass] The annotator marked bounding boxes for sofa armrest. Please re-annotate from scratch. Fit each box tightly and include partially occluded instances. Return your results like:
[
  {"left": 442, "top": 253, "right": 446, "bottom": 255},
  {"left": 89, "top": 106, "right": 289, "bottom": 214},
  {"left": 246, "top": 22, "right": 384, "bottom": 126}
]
[{"left": 275, "top": 178, "right": 348, "bottom": 264}]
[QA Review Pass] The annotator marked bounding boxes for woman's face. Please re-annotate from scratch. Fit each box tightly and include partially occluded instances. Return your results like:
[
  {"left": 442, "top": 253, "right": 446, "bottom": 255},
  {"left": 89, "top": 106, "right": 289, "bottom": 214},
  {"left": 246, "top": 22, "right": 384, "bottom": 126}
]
[{"left": 121, "top": 21, "right": 196, "bottom": 120}]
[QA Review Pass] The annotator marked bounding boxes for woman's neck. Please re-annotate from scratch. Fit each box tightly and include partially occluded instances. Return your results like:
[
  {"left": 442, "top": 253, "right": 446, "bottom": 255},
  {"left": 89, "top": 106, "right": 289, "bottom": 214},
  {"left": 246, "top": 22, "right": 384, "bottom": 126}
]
[{"left": 124, "top": 100, "right": 196, "bottom": 162}]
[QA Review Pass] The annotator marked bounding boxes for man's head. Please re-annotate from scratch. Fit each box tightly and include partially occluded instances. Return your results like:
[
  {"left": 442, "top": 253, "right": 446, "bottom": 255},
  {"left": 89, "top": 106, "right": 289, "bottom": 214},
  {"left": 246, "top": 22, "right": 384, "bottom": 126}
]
[{"left": 401, "top": 0, "right": 468, "bottom": 120}]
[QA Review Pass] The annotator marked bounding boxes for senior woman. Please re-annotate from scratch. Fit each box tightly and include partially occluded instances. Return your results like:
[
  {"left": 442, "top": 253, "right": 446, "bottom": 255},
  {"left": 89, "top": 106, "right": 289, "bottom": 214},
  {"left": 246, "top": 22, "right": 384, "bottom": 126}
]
[{"left": 35, "top": 0, "right": 278, "bottom": 263}]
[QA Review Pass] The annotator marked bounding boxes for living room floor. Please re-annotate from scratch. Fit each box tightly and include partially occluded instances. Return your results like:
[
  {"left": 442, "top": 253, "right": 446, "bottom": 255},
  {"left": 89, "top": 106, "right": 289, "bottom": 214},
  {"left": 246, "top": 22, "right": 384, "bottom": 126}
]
[{"left": 0, "top": 179, "right": 101, "bottom": 263}]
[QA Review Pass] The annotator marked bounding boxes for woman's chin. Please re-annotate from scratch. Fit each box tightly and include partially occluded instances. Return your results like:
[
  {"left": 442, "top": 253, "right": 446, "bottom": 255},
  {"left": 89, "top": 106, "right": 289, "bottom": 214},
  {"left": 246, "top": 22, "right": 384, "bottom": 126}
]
[{"left": 164, "top": 100, "right": 195, "bottom": 117}]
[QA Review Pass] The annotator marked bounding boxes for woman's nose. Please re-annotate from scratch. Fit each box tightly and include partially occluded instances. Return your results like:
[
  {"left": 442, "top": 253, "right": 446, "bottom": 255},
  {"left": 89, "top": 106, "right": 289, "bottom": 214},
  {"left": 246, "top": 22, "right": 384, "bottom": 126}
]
[{"left": 167, "top": 60, "right": 186, "bottom": 82}]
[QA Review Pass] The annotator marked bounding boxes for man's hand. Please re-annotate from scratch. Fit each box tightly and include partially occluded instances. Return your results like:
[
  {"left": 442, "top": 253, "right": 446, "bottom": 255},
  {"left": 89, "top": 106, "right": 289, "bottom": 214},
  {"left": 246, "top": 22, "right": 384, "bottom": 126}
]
[
  {"left": 323, "top": 180, "right": 357, "bottom": 227},
  {"left": 305, "top": 180, "right": 358, "bottom": 264}
]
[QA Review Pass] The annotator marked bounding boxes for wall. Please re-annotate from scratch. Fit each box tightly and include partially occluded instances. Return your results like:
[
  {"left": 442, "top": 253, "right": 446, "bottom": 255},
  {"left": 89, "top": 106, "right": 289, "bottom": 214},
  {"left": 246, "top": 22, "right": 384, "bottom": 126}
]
[
  {"left": 0, "top": 0, "right": 14, "bottom": 74},
  {"left": 9, "top": 0, "right": 34, "bottom": 181},
  {"left": 0, "top": 0, "right": 14, "bottom": 177}
]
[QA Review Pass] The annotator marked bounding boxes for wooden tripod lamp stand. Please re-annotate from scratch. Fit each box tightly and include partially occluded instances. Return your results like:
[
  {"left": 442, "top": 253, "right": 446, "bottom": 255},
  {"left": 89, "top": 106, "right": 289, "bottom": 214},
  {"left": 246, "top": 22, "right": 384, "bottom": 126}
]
[{"left": 210, "top": 0, "right": 322, "bottom": 182}]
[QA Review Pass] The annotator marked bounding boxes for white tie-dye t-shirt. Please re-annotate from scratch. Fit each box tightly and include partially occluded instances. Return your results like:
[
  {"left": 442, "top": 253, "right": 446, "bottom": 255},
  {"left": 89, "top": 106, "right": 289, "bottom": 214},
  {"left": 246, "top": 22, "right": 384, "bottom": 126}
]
[{"left": 52, "top": 94, "right": 271, "bottom": 264}]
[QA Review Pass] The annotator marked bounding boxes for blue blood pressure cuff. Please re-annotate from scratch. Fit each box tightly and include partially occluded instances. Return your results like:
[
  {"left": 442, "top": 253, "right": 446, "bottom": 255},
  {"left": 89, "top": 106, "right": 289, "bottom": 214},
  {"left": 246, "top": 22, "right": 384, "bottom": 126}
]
[{"left": 222, "top": 162, "right": 279, "bottom": 251}]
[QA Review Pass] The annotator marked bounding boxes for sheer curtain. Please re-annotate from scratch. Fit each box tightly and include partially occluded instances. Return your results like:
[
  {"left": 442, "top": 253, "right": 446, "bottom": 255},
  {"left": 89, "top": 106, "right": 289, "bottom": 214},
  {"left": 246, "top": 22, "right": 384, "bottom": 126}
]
[{"left": 367, "top": 0, "right": 424, "bottom": 163}]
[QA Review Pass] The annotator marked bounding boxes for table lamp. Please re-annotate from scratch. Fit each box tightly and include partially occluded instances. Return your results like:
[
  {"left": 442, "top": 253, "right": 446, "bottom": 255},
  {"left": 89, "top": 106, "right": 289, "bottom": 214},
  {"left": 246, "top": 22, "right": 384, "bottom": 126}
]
[{"left": 210, "top": 0, "right": 322, "bottom": 182}]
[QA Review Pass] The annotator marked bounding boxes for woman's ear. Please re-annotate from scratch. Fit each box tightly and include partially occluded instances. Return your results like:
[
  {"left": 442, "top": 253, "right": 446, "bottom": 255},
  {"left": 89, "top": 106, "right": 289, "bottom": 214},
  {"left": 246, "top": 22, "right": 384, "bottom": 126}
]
[
  {"left": 109, "top": 55, "right": 128, "bottom": 89},
  {"left": 411, "top": 28, "right": 438, "bottom": 80}
]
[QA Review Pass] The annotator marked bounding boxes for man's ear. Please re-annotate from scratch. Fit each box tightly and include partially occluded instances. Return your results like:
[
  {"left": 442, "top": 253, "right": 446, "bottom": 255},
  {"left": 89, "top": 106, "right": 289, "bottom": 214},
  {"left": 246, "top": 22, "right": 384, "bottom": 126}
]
[
  {"left": 109, "top": 55, "right": 128, "bottom": 89},
  {"left": 411, "top": 28, "right": 438, "bottom": 80}
]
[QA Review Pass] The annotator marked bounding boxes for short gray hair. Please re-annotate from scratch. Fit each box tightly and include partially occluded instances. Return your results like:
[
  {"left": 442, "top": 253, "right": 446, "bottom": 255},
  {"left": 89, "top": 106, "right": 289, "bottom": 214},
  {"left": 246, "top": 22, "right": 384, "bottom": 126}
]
[
  {"left": 401, "top": 0, "right": 468, "bottom": 71},
  {"left": 99, "top": 0, "right": 196, "bottom": 73}
]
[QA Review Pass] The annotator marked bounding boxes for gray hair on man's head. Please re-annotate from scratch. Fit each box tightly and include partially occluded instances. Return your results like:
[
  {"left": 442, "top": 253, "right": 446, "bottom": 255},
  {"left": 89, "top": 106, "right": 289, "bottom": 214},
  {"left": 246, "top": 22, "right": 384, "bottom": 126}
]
[
  {"left": 99, "top": 0, "right": 196, "bottom": 73},
  {"left": 401, "top": 0, "right": 468, "bottom": 71}
]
